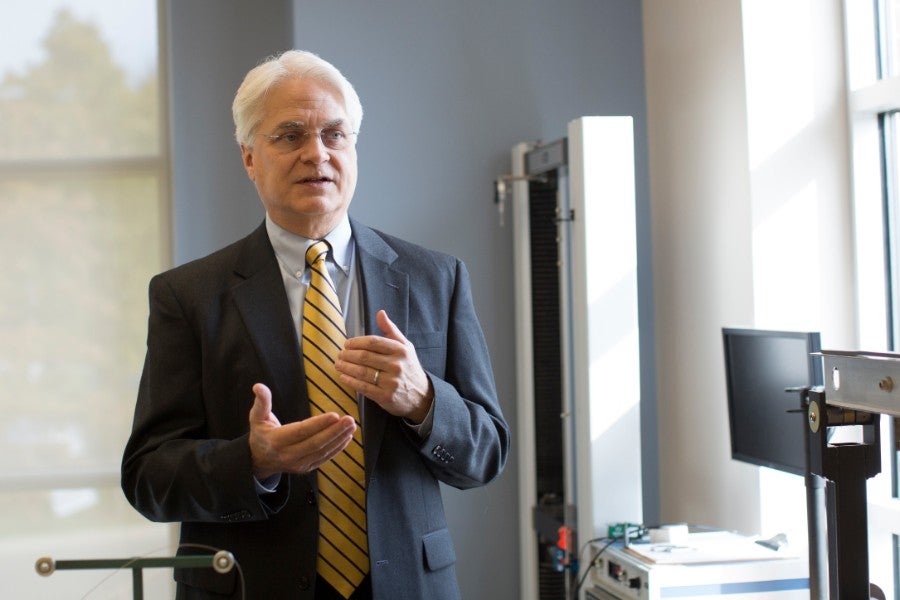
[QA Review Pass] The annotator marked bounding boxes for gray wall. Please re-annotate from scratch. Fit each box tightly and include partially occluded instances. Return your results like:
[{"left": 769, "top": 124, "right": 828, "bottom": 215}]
[
  {"left": 168, "top": 0, "right": 292, "bottom": 261},
  {"left": 167, "top": 1, "right": 652, "bottom": 598}
]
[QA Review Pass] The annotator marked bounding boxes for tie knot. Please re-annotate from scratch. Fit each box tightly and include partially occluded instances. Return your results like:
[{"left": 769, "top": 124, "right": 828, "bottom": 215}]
[{"left": 305, "top": 240, "right": 331, "bottom": 268}]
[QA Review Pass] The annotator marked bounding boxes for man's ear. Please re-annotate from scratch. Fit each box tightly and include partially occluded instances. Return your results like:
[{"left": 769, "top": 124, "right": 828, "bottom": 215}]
[{"left": 240, "top": 144, "right": 256, "bottom": 181}]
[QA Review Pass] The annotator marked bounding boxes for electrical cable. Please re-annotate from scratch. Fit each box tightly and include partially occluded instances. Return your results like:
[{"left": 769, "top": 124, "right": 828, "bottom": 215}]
[
  {"left": 572, "top": 537, "right": 617, "bottom": 600},
  {"left": 76, "top": 551, "right": 160, "bottom": 600},
  {"left": 571, "top": 524, "right": 651, "bottom": 600}
]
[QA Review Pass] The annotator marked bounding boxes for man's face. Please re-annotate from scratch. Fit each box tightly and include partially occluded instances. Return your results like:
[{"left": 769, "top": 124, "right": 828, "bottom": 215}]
[{"left": 240, "top": 77, "right": 358, "bottom": 239}]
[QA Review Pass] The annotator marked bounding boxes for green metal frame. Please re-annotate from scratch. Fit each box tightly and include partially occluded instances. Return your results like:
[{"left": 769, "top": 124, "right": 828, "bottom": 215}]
[{"left": 35, "top": 552, "right": 234, "bottom": 600}]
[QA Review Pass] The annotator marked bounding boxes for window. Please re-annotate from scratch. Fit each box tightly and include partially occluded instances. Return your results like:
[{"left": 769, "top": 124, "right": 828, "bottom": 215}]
[
  {"left": 0, "top": 2, "right": 172, "bottom": 597},
  {"left": 881, "top": 0, "right": 900, "bottom": 78},
  {"left": 845, "top": 0, "right": 900, "bottom": 597}
]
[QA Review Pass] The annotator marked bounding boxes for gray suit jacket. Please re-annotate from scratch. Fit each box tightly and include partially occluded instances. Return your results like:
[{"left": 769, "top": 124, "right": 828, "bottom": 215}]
[{"left": 121, "top": 219, "right": 509, "bottom": 599}]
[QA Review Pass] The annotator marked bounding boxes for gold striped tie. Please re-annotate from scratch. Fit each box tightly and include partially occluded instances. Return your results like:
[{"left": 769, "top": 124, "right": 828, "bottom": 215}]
[{"left": 302, "top": 240, "right": 368, "bottom": 598}]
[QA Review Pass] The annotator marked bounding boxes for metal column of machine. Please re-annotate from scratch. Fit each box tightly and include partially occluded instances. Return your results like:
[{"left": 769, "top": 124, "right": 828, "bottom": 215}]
[
  {"left": 807, "top": 350, "right": 898, "bottom": 599},
  {"left": 501, "top": 117, "right": 644, "bottom": 600}
]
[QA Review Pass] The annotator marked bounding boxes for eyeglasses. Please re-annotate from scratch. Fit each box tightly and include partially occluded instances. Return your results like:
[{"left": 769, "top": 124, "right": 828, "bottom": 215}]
[{"left": 255, "top": 126, "right": 357, "bottom": 153}]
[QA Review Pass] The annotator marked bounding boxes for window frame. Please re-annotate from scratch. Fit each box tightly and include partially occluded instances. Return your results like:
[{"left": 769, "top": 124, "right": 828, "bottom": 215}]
[{"left": 844, "top": 0, "right": 900, "bottom": 595}]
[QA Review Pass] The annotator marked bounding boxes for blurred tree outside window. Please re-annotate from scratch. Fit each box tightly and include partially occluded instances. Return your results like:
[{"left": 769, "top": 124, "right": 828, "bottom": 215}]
[{"left": 0, "top": 3, "right": 172, "bottom": 598}]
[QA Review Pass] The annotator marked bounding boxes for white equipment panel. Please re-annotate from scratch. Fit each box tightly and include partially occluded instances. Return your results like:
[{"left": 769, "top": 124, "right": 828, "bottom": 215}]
[{"left": 586, "top": 534, "right": 808, "bottom": 600}]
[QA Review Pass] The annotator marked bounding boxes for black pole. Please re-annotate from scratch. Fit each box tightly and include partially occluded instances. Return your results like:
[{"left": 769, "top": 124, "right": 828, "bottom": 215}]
[
  {"left": 831, "top": 446, "right": 873, "bottom": 598},
  {"left": 132, "top": 567, "right": 144, "bottom": 600},
  {"left": 806, "top": 386, "right": 882, "bottom": 599}
]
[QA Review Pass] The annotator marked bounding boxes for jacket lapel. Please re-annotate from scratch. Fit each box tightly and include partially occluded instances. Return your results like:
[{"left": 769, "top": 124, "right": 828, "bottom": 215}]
[
  {"left": 230, "top": 223, "right": 306, "bottom": 424},
  {"left": 351, "top": 219, "right": 409, "bottom": 472},
  {"left": 226, "top": 220, "right": 412, "bottom": 471}
]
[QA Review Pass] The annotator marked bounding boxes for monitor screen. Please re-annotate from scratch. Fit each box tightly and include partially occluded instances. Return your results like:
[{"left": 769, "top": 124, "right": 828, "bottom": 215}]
[{"left": 722, "top": 328, "right": 823, "bottom": 476}]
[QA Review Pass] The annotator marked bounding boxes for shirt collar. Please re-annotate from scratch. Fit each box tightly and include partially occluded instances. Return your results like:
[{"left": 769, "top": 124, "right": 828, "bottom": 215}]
[{"left": 265, "top": 213, "right": 353, "bottom": 275}]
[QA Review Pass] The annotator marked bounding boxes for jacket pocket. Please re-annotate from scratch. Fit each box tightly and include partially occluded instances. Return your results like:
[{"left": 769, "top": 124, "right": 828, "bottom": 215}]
[
  {"left": 174, "top": 564, "right": 236, "bottom": 596},
  {"left": 422, "top": 527, "right": 457, "bottom": 571},
  {"left": 407, "top": 330, "right": 444, "bottom": 349},
  {"left": 407, "top": 331, "right": 446, "bottom": 376}
]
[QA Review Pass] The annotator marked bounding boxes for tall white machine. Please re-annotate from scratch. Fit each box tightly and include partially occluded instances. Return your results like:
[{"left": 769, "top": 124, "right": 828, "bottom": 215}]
[{"left": 498, "top": 117, "right": 644, "bottom": 600}]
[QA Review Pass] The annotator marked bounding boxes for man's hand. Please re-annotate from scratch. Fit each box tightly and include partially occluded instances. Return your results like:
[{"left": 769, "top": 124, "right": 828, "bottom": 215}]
[
  {"left": 248, "top": 383, "right": 357, "bottom": 480},
  {"left": 336, "top": 309, "right": 434, "bottom": 423}
]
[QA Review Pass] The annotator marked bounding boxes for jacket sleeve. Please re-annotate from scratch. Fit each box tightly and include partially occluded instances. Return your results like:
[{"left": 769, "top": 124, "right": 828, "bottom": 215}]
[{"left": 414, "top": 259, "right": 510, "bottom": 489}]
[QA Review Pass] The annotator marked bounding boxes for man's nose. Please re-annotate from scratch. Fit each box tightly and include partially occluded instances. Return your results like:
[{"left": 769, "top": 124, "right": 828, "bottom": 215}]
[{"left": 300, "top": 133, "right": 329, "bottom": 163}]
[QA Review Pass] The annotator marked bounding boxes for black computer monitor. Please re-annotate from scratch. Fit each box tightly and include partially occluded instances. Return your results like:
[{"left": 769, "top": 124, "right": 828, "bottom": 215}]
[{"left": 722, "top": 328, "right": 823, "bottom": 476}]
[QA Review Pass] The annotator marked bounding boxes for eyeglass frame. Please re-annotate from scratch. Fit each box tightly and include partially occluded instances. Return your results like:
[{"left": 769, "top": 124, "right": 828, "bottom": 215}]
[{"left": 253, "top": 120, "right": 358, "bottom": 153}]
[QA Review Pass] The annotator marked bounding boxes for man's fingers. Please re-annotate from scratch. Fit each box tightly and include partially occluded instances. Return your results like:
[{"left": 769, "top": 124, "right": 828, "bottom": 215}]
[
  {"left": 305, "top": 427, "right": 355, "bottom": 471},
  {"left": 283, "top": 412, "right": 351, "bottom": 438},
  {"left": 280, "top": 416, "right": 356, "bottom": 474},
  {"left": 339, "top": 309, "right": 406, "bottom": 361},
  {"left": 249, "top": 383, "right": 280, "bottom": 427},
  {"left": 376, "top": 309, "right": 408, "bottom": 344},
  {"left": 251, "top": 410, "right": 355, "bottom": 478}
]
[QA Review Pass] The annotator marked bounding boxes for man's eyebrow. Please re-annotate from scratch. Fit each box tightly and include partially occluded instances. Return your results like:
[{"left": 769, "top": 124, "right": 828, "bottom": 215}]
[
  {"left": 273, "top": 120, "right": 306, "bottom": 131},
  {"left": 272, "top": 118, "right": 348, "bottom": 131}
]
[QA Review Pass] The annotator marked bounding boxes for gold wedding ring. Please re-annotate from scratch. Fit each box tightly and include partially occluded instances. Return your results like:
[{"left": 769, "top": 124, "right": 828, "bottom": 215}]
[{"left": 372, "top": 369, "right": 381, "bottom": 385}]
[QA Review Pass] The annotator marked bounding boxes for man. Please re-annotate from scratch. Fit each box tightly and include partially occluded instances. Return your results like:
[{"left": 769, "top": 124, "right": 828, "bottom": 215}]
[{"left": 121, "top": 50, "right": 509, "bottom": 600}]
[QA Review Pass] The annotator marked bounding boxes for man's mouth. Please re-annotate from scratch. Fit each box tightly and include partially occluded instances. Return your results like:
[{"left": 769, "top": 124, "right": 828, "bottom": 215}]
[{"left": 299, "top": 176, "right": 332, "bottom": 184}]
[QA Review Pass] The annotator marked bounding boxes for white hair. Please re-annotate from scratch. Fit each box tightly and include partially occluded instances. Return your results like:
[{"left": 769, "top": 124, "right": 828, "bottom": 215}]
[{"left": 232, "top": 50, "right": 364, "bottom": 147}]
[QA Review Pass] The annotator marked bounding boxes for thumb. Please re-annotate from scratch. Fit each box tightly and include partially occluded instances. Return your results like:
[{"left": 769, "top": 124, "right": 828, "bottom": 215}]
[
  {"left": 376, "top": 309, "right": 408, "bottom": 344},
  {"left": 249, "top": 383, "right": 280, "bottom": 426}
]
